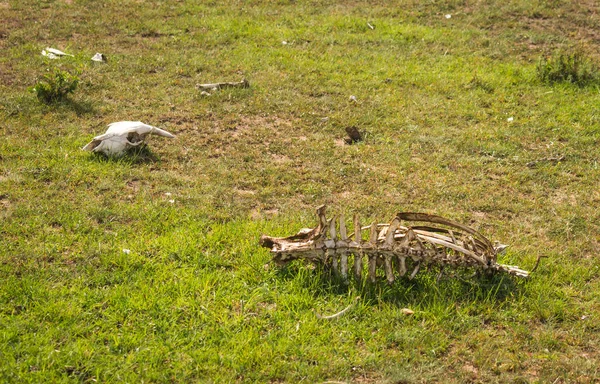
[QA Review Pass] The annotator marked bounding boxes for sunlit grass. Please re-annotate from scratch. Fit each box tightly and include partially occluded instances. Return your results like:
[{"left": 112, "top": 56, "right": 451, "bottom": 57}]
[{"left": 1, "top": 0, "right": 599, "bottom": 382}]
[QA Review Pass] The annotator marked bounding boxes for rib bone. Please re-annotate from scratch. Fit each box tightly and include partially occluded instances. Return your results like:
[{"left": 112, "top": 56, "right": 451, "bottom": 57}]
[{"left": 259, "top": 205, "right": 530, "bottom": 282}]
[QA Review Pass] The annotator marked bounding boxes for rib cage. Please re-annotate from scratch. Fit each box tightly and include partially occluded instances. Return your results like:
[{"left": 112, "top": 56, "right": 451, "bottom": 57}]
[{"left": 259, "top": 205, "right": 529, "bottom": 283}]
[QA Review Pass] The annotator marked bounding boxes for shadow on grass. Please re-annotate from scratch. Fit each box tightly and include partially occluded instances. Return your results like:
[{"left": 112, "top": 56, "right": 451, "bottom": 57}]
[
  {"left": 64, "top": 98, "right": 96, "bottom": 116},
  {"left": 40, "top": 97, "right": 96, "bottom": 116},
  {"left": 85, "top": 145, "right": 162, "bottom": 165},
  {"left": 276, "top": 262, "right": 523, "bottom": 307},
  {"left": 3, "top": 95, "right": 95, "bottom": 118}
]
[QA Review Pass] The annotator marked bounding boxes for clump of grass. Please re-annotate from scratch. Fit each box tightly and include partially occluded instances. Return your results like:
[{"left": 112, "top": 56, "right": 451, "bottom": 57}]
[
  {"left": 537, "top": 50, "right": 599, "bottom": 86},
  {"left": 31, "top": 68, "right": 79, "bottom": 103},
  {"left": 465, "top": 74, "right": 494, "bottom": 93}
]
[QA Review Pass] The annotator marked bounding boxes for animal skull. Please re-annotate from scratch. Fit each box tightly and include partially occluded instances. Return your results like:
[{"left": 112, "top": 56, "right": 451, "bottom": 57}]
[{"left": 82, "top": 121, "right": 175, "bottom": 156}]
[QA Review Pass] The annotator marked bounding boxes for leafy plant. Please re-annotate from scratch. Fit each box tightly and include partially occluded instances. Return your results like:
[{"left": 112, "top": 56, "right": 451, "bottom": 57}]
[
  {"left": 537, "top": 50, "right": 599, "bottom": 86},
  {"left": 32, "top": 68, "right": 79, "bottom": 103}
]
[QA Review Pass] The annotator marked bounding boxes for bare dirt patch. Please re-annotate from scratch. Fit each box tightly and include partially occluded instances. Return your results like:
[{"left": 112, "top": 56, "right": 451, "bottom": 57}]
[
  {"left": 184, "top": 114, "right": 302, "bottom": 158},
  {"left": 0, "top": 194, "right": 11, "bottom": 218}
]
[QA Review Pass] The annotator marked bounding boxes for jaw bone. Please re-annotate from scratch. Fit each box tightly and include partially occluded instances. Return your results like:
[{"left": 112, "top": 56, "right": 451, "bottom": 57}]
[{"left": 82, "top": 121, "right": 175, "bottom": 156}]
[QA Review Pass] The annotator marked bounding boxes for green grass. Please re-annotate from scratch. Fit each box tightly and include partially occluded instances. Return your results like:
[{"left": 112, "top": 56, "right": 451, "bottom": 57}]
[
  {"left": 1, "top": 0, "right": 600, "bottom": 382},
  {"left": 31, "top": 67, "right": 80, "bottom": 104},
  {"left": 537, "top": 49, "right": 600, "bottom": 87}
]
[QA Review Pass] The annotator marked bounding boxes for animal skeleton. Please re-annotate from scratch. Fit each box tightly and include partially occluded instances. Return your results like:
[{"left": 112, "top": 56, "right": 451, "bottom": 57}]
[
  {"left": 82, "top": 121, "right": 175, "bottom": 156},
  {"left": 260, "top": 205, "right": 529, "bottom": 283}
]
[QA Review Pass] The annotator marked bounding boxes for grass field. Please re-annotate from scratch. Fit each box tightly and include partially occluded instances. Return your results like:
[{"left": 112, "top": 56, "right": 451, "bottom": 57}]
[{"left": 1, "top": 0, "right": 600, "bottom": 382}]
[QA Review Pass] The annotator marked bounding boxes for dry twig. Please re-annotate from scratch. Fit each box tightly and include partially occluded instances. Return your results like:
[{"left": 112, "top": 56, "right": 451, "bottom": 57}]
[
  {"left": 526, "top": 155, "right": 565, "bottom": 168},
  {"left": 530, "top": 255, "right": 548, "bottom": 273}
]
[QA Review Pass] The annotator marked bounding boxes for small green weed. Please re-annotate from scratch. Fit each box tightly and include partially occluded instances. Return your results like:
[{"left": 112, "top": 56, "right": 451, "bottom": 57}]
[
  {"left": 537, "top": 50, "right": 599, "bottom": 86},
  {"left": 31, "top": 68, "right": 79, "bottom": 103}
]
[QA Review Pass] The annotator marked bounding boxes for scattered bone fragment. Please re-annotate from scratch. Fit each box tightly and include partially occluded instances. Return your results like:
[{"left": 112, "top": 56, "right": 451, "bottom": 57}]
[
  {"left": 400, "top": 308, "right": 414, "bottom": 315},
  {"left": 91, "top": 52, "right": 107, "bottom": 62},
  {"left": 196, "top": 79, "right": 249, "bottom": 91},
  {"left": 42, "top": 47, "right": 73, "bottom": 59}
]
